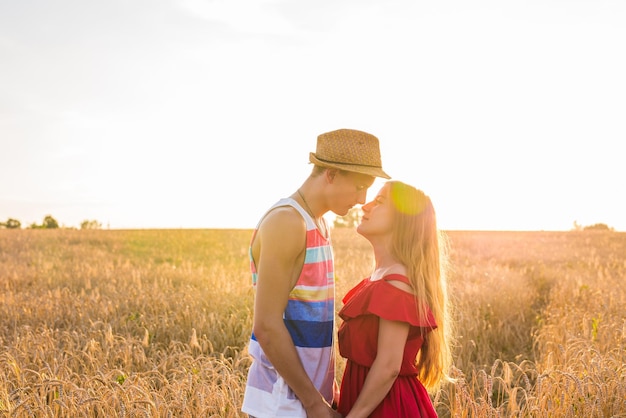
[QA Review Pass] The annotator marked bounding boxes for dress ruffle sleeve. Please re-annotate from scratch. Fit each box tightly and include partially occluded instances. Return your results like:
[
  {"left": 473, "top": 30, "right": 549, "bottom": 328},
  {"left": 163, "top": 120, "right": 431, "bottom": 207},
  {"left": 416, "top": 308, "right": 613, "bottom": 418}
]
[{"left": 339, "top": 275, "right": 437, "bottom": 330}]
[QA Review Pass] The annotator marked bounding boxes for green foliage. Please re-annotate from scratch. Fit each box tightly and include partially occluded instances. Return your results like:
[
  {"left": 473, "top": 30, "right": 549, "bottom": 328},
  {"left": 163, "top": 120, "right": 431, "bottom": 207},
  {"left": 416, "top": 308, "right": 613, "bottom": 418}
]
[
  {"left": 1, "top": 218, "right": 21, "bottom": 229},
  {"left": 573, "top": 221, "right": 614, "bottom": 231},
  {"left": 29, "top": 215, "right": 60, "bottom": 229},
  {"left": 43, "top": 215, "right": 59, "bottom": 229},
  {"left": 80, "top": 219, "right": 102, "bottom": 230},
  {"left": 591, "top": 316, "right": 600, "bottom": 340},
  {"left": 7, "top": 218, "right": 21, "bottom": 229},
  {"left": 583, "top": 223, "right": 613, "bottom": 231},
  {"left": 116, "top": 374, "right": 127, "bottom": 385}
]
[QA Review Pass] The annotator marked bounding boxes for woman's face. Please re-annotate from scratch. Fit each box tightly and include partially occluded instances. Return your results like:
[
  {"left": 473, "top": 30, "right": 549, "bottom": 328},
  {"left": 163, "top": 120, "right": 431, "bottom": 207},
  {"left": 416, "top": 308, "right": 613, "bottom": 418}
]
[{"left": 356, "top": 183, "right": 394, "bottom": 239}]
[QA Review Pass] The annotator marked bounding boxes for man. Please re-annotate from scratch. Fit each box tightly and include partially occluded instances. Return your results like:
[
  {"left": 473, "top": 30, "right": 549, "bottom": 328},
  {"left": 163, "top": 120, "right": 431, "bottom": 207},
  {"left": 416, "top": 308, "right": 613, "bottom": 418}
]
[{"left": 242, "top": 129, "right": 391, "bottom": 418}]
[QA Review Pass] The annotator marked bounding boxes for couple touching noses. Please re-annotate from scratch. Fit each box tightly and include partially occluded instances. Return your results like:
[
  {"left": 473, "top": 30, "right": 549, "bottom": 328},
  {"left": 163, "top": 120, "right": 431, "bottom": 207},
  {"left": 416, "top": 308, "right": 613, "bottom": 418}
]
[{"left": 242, "top": 129, "right": 452, "bottom": 418}]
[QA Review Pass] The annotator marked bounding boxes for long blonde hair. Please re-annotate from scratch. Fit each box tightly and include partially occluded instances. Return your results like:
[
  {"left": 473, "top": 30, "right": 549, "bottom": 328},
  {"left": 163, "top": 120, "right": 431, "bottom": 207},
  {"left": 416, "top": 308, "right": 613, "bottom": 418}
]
[{"left": 388, "top": 181, "right": 453, "bottom": 391}]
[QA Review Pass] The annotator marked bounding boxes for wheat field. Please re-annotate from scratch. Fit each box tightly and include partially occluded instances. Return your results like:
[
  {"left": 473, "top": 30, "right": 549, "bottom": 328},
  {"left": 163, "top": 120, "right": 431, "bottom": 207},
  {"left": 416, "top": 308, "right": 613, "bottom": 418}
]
[{"left": 0, "top": 228, "right": 625, "bottom": 417}]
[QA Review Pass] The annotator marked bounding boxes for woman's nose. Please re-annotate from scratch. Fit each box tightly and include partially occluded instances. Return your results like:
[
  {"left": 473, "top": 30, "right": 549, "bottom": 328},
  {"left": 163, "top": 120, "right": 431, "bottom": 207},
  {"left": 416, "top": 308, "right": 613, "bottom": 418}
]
[{"left": 356, "top": 188, "right": 370, "bottom": 205}]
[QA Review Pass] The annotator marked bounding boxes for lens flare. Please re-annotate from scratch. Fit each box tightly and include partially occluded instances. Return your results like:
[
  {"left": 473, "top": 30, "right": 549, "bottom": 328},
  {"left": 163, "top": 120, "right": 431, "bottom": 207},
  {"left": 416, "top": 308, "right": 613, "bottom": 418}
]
[{"left": 390, "top": 182, "right": 427, "bottom": 216}]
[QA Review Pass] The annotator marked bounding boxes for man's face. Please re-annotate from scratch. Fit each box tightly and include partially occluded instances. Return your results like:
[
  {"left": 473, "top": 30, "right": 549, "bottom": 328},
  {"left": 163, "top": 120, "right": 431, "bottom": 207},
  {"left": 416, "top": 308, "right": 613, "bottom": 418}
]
[{"left": 327, "top": 171, "right": 376, "bottom": 216}]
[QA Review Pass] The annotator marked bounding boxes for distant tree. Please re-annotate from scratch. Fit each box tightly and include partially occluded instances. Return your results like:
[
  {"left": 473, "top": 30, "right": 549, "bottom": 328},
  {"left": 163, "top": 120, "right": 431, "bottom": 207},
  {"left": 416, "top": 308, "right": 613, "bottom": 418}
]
[
  {"left": 5, "top": 218, "right": 21, "bottom": 229},
  {"left": 80, "top": 219, "right": 102, "bottom": 230},
  {"left": 30, "top": 215, "right": 60, "bottom": 229},
  {"left": 572, "top": 220, "right": 583, "bottom": 231},
  {"left": 583, "top": 223, "right": 613, "bottom": 231},
  {"left": 334, "top": 207, "right": 361, "bottom": 228},
  {"left": 43, "top": 215, "right": 59, "bottom": 229}
]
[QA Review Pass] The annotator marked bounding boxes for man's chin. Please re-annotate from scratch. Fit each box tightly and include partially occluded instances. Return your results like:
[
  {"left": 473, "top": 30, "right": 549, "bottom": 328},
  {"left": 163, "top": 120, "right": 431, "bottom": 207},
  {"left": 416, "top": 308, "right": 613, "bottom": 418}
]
[{"left": 332, "top": 209, "right": 350, "bottom": 217}]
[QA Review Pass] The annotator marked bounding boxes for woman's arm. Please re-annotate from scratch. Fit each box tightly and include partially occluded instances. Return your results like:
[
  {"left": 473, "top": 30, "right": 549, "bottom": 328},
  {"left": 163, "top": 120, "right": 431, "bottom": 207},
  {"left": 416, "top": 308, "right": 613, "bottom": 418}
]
[{"left": 344, "top": 318, "right": 410, "bottom": 418}]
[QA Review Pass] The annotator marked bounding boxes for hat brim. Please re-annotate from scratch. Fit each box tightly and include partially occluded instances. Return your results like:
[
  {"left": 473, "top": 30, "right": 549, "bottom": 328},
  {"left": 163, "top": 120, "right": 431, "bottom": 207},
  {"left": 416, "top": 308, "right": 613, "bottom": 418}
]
[{"left": 309, "top": 153, "right": 391, "bottom": 179}]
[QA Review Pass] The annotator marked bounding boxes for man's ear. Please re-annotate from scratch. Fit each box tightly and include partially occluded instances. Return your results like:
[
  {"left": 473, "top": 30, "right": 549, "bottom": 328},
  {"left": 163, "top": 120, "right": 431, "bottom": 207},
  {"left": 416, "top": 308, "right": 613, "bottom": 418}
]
[{"left": 326, "top": 168, "right": 337, "bottom": 183}]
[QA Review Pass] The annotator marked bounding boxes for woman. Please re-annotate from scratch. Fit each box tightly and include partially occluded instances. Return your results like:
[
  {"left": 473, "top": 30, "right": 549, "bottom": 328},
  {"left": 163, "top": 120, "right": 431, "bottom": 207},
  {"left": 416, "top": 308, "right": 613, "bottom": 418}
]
[{"left": 337, "top": 181, "right": 453, "bottom": 417}]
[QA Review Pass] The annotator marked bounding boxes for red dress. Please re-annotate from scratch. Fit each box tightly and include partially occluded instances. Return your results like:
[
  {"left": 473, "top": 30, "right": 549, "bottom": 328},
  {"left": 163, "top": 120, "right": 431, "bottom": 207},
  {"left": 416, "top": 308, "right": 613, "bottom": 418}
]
[{"left": 337, "top": 274, "right": 438, "bottom": 417}]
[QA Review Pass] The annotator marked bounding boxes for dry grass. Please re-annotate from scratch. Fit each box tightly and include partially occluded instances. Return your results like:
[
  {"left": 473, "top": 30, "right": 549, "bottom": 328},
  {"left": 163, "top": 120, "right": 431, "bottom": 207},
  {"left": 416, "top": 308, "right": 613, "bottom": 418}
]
[{"left": 1, "top": 228, "right": 625, "bottom": 417}]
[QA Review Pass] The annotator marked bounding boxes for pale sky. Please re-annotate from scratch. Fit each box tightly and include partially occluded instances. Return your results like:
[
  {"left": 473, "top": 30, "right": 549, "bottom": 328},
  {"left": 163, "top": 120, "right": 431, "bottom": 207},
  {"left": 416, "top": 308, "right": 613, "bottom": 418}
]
[{"left": 1, "top": 0, "right": 625, "bottom": 231}]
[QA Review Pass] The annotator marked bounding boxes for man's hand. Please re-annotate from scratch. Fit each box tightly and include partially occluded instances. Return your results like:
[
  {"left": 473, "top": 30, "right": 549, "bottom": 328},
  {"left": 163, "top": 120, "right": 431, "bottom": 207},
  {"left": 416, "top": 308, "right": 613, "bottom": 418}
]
[{"left": 305, "top": 399, "right": 342, "bottom": 418}]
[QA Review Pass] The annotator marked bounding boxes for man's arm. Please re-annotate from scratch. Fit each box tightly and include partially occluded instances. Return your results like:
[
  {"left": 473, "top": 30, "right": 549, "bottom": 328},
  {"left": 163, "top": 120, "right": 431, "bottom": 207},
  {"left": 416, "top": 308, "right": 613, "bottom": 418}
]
[{"left": 252, "top": 207, "right": 340, "bottom": 417}]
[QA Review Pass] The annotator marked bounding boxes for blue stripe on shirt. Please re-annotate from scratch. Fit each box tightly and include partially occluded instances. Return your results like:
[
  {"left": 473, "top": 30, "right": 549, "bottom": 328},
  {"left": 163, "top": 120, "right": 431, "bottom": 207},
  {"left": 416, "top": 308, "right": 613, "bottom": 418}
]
[
  {"left": 284, "top": 319, "right": 333, "bottom": 348},
  {"left": 251, "top": 320, "right": 333, "bottom": 348},
  {"left": 284, "top": 299, "right": 334, "bottom": 322},
  {"left": 305, "top": 246, "right": 332, "bottom": 264}
]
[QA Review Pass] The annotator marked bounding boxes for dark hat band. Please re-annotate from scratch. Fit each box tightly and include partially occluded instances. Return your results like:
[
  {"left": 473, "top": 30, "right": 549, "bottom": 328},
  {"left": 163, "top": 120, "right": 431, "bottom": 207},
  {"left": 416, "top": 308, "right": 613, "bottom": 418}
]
[{"left": 313, "top": 155, "right": 384, "bottom": 170}]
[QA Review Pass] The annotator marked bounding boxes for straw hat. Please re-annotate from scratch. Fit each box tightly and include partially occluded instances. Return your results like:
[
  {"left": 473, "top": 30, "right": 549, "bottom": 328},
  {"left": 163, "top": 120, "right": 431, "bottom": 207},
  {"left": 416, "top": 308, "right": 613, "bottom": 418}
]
[{"left": 309, "top": 129, "right": 391, "bottom": 179}]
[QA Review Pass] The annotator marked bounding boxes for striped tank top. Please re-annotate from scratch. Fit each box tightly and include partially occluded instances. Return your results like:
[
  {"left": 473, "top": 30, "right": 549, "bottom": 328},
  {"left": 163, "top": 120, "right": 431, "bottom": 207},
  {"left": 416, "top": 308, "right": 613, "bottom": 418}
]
[{"left": 242, "top": 197, "right": 335, "bottom": 418}]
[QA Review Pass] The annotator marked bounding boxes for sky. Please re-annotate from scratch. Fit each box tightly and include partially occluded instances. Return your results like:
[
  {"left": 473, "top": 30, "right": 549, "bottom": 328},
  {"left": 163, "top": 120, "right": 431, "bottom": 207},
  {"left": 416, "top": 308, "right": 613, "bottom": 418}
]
[{"left": 1, "top": 0, "right": 625, "bottom": 231}]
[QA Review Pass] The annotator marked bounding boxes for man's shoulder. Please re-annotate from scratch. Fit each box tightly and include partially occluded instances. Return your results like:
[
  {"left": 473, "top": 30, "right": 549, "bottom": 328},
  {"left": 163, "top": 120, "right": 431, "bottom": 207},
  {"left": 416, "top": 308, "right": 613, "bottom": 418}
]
[
  {"left": 256, "top": 205, "right": 307, "bottom": 248},
  {"left": 260, "top": 204, "right": 304, "bottom": 229}
]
